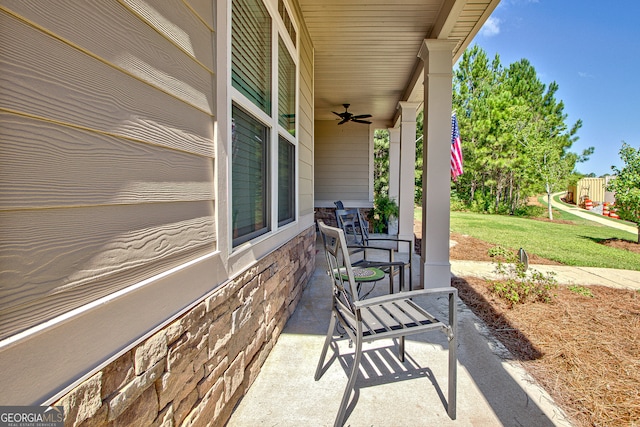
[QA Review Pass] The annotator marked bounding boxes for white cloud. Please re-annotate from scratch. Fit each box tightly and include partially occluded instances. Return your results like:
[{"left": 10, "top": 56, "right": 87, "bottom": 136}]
[
  {"left": 578, "top": 71, "right": 595, "bottom": 78},
  {"left": 479, "top": 16, "right": 501, "bottom": 37}
]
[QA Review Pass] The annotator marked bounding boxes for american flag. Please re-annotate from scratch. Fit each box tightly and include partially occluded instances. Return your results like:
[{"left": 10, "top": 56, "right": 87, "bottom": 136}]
[{"left": 450, "top": 112, "right": 463, "bottom": 180}]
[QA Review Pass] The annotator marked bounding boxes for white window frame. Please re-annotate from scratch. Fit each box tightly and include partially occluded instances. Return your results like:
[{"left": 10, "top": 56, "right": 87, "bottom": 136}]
[{"left": 230, "top": 0, "right": 299, "bottom": 251}]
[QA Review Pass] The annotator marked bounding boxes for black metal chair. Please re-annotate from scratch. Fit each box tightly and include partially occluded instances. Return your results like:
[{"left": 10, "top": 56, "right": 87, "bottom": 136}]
[
  {"left": 334, "top": 200, "right": 369, "bottom": 232},
  {"left": 335, "top": 208, "right": 413, "bottom": 292},
  {"left": 315, "top": 221, "right": 458, "bottom": 427}
]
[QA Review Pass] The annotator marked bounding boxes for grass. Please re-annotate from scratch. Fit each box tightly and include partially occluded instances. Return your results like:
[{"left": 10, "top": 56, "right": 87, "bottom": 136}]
[{"left": 448, "top": 211, "right": 640, "bottom": 270}]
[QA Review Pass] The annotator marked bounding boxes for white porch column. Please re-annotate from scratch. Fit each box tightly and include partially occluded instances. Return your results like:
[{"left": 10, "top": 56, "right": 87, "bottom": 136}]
[
  {"left": 388, "top": 127, "right": 400, "bottom": 204},
  {"left": 397, "top": 102, "right": 420, "bottom": 246},
  {"left": 418, "top": 40, "right": 456, "bottom": 289}
]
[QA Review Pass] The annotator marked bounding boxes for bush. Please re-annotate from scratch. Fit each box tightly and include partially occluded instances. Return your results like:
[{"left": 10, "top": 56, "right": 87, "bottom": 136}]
[
  {"left": 450, "top": 190, "right": 467, "bottom": 212},
  {"left": 513, "top": 204, "right": 545, "bottom": 218},
  {"left": 489, "top": 246, "right": 558, "bottom": 306},
  {"left": 568, "top": 285, "right": 594, "bottom": 298},
  {"left": 369, "top": 194, "right": 399, "bottom": 233},
  {"left": 469, "top": 192, "right": 491, "bottom": 213}
]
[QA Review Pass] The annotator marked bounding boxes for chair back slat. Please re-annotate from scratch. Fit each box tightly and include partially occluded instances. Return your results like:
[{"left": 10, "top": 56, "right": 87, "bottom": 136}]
[
  {"left": 335, "top": 209, "right": 367, "bottom": 245},
  {"left": 318, "top": 221, "right": 361, "bottom": 313}
]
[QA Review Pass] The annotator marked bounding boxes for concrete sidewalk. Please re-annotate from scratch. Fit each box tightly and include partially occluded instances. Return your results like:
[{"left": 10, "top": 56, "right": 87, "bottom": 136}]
[
  {"left": 451, "top": 260, "right": 640, "bottom": 291},
  {"left": 550, "top": 192, "right": 638, "bottom": 235},
  {"left": 227, "top": 241, "right": 574, "bottom": 427}
]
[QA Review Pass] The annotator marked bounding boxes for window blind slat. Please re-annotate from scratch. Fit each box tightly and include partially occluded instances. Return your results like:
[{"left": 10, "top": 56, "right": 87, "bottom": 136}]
[
  {"left": 232, "top": 0, "right": 271, "bottom": 114},
  {"left": 278, "top": 36, "right": 295, "bottom": 135},
  {"left": 232, "top": 105, "right": 270, "bottom": 245},
  {"left": 278, "top": 136, "right": 295, "bottom": 225}
]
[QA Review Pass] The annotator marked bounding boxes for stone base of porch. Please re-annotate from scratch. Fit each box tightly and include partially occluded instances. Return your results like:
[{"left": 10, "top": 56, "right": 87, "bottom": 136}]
[{"left": 54, "top": 226, "right": 316, "bottom": 427}]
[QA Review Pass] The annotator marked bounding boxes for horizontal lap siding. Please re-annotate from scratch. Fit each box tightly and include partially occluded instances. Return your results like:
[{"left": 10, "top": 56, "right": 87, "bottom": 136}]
[
  {"left": 1, "top": 0, "right": 213, "bottom": 114},
  {"left": 0, "top": 10, "right": 213, "bottom": 157},
  {"left": 298, "top": 11, "right": 315, "bottom": 217},
  {"left": 0, "top": 114, "right": 214, "bottom": 209},
  {"left": 184, "top": 0, "right": 215, "bottom": 31},
  {"left": 314, "top": 121, "right": 370, "bottom": 201},
  {"left": 0, "top": 2, "right": 216, "bottom": 339},
  {"left": 0, "top": 203, "right": 215, "bottom": 339}
]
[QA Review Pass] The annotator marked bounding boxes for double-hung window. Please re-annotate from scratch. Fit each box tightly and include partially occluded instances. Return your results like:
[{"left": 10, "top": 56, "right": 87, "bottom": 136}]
[{"left": 231, "top": 0, "right": 298, "bottom": 247}]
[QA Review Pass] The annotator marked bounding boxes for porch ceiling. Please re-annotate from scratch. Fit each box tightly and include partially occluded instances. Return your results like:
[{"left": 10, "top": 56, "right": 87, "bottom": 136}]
[{"left": 297, "top": 0, "right": 500, "bottom": 127}]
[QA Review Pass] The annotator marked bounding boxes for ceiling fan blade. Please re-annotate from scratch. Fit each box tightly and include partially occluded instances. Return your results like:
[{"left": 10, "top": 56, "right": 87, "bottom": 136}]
[{"left": 334, "top": 104, "right": 371, "bottom": 124}]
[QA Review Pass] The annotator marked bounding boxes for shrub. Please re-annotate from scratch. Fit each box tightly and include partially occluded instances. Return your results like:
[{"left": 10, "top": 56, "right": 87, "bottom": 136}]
[
  {"left": 450, "top": 190, "right": 467, "bottom": 212},
  {"left": 568, "top": 285, "right": 594, "bottom": 298},
  {"left": 369, "top": 194, "right": 399, "bottom": 233},
  {"left": 489, "top": 245, "right": 558, "bottom": 306},
  {"left": 513, "top": 204, "right": 545, "bottom": 218}
]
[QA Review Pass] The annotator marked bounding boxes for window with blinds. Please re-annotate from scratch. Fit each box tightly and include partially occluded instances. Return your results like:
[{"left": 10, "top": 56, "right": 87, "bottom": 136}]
[
  {"left": 278, "top": 136, "right": 295, "bottom": 225},
  {"left": 232, "top": 105, "right": 270, "bottom": 245},
  {"left": 278, "top": 36, "right": 295, "bottom": 136},
  {"left": 232, "top": 0, "right": 272, "bottom": 115},
  {"left": 278, "top": 0, "right": 296, "bottom": 47},
  {"left": 231, "top": 0, "right": 297, "bottom": 247}
]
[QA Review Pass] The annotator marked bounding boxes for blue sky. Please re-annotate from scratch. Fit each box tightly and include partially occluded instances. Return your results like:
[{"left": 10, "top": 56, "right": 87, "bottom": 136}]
[{"left": 469, "top": 0, "right": 640, "bottom": 176}]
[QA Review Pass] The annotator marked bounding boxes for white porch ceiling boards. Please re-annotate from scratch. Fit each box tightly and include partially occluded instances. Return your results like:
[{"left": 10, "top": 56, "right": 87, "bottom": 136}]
[{"left": 297, "top": 0, "right": 500, "bottom": 126}]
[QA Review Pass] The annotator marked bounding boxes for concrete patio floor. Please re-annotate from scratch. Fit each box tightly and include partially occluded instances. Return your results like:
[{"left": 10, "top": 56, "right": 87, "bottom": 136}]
[{"left": 226, "top": 235, "right": 573, "bottom": 427}]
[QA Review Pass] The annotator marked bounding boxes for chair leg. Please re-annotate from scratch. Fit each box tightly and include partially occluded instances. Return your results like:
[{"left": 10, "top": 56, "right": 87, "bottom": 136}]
[
  {"left": 398, "top": 336, "right": 405, "bottom": 362},
  {"left": 315, "top": 313, "right": 337, "bottom": 380},
  {"left": 335, "top": 337, "right": 362, "bottom": 427}
]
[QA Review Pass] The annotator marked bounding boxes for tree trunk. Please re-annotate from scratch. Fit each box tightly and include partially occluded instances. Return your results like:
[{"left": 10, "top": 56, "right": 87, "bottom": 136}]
[{"left": 546, "top": 182, "right": 553, "bottom": 220}]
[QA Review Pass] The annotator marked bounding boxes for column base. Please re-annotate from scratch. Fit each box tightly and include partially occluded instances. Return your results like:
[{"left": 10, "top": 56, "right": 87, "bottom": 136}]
[{"left": 422, "top": 261, "right": 451, "bottom": 289}]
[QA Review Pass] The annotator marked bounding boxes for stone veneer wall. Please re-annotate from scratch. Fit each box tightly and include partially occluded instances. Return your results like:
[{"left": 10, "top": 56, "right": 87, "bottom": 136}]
[
  {"left": 314, "top": 207, "right": 372, "bottom": 230},
  {"left": 54, "top": 226, "right": 316, "bottom": 427},
  {"left": 314, "top": 207, "right": 339, "bottom": 228}
]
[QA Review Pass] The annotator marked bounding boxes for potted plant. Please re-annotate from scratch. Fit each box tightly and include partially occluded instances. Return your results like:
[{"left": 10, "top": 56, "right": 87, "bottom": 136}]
[{"left": 370, "top": 194, "right": 399, "bottom": 234}]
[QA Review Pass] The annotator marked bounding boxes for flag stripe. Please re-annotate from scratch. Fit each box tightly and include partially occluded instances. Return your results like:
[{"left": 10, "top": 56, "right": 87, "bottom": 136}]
[{"left": 450, "top": 112, "right": 463, "bottom": 180}]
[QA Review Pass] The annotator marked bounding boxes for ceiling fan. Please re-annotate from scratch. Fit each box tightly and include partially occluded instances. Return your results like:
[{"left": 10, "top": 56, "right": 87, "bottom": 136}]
[{"left": 332, "top": 104, "right": 372, "bottom": 125}]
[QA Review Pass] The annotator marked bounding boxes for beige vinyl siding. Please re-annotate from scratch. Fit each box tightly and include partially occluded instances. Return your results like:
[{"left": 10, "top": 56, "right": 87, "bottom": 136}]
[
  {"left": 184, "top": 0, "right": 215, "bottom": 31},
  {"left": 0, "top": 2, "right": 216, "bottom": 339},
  {"left": 297, "top": 6, "right": 314, "bottom": 217},
  {"left": 314, "top": 120, "right": 369, "bottom": 202}
]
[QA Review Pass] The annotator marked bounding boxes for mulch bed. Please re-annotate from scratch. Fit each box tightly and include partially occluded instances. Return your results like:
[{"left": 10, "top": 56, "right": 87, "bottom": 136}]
[
  {"left": 452, "top": 277, "right": 640, "bottom": 427},
  {"left": 438, "top": 226, "right": 640, "bottom": 426}
]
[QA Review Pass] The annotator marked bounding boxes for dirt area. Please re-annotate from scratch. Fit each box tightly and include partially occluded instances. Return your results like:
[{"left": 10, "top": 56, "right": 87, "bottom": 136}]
[
  {"left": 413, "top": 222, "right": 640, "bottom": 426},
  {"left": 600, "top": 238, "right": 640, "bottom": 254}
]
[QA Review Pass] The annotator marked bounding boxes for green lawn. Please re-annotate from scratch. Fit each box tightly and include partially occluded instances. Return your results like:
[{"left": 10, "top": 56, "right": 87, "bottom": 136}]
[{"left": 448, "top": 211, "right": 640, "bottom": 271}]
